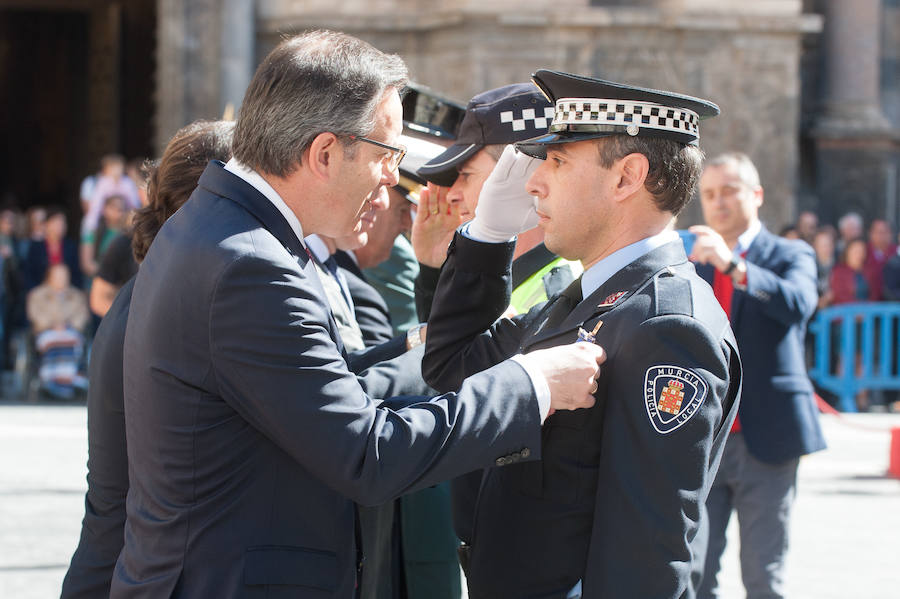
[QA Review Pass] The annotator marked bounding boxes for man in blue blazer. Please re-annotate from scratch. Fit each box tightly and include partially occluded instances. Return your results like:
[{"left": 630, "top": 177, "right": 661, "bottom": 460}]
[
  {"left": 112, "top": 31, "right": 603, "bottom": 599},
  {"left": 689, "top": 152, "right": 826, "bottom": 599}
]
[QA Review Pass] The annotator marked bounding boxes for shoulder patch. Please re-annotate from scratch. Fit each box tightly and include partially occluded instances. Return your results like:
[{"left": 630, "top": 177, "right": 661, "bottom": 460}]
[{"left": 644, "top": 365, "right": 708, "bottom": 434}]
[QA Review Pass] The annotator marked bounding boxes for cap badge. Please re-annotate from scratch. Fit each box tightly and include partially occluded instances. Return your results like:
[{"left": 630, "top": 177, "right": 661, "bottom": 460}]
[
  {"left": 500, "top": 107, "right": 556, "bottom": 132},
  {"left": 644, "top": 365, "right": 708, "bottom": 434}
]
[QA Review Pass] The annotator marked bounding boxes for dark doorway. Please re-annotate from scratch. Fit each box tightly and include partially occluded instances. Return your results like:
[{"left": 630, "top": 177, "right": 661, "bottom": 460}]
[
  {"left": 0, "top": 9, "right": 90, "bottom": 210},
  {"left": 0, "top": 1, "right": 156, "bottom": 218}
]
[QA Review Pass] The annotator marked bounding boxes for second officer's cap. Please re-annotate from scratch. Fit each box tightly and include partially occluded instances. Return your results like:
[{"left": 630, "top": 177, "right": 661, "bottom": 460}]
[
  {"left": 417, "top": 83, "right": 554, "bottom": 187},
  {"left": 516, "top": 69, "right": 720, "bottom": 159}
]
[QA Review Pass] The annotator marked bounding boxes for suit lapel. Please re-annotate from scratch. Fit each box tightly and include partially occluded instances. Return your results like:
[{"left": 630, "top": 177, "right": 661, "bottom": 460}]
[
  {"left": 196, "top": 161, "right": 347, "bottom": 356},
  {"left": 524, "top": 240, "right": 688, "bottom": 349},
  {"left": 730, "top": 225, "right": 772, "bottom": 326},
  {"left": 197, "top": 161, "right": 308, "bottom": 261}
]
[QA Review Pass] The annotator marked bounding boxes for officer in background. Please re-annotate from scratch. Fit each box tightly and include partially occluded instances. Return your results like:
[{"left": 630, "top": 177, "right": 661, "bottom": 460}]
[
  {"left": 413, "top": 83, "right": 583, "bottom": 323},
  {"left": 423, "top": 70, "right": 742, "bottom": 598}
]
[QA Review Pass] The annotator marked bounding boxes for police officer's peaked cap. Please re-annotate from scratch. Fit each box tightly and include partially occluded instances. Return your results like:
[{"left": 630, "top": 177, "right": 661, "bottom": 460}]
[
  {"left": 402, "top": 82, "right": 466, "bottom": 141},
  {"left": 516, "top": 69, "right": 720, "bottom": 159},
  {"left": 417, "top": 83, "right": 554, "bottom": 187},
  {"left": 394, "top": 134, "right": 446, "bottom": 205}
]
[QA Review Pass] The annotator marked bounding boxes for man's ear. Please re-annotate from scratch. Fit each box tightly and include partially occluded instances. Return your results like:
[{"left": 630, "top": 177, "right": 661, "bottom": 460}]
[
  {"left": 754, "top": 186, "right": 765, "bottom": 210},
  {"left": 305, "top": 132, "right": 342, "bottom": 181},
  {"left": 613, "top": 152, "right": 650, "bottom": 202}
]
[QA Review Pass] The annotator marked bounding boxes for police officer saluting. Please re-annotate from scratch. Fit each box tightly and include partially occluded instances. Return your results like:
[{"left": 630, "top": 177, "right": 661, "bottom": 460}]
[
  {"left": 412, "top": 83, "right": 583, "bottom": 322},
  {"left": 423, "top": 70, "right": 742, "bottom": 598}
]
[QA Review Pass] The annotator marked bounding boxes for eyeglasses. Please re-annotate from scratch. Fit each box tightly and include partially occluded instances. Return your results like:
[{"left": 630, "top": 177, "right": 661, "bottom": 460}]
[{"left": 348, "top": 135, "right": 407, "bottom": 172}]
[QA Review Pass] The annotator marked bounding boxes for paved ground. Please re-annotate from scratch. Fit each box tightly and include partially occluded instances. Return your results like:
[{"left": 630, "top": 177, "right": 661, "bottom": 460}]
[{"left": 1, "top": 401, "right": 899, "bottom": 598}]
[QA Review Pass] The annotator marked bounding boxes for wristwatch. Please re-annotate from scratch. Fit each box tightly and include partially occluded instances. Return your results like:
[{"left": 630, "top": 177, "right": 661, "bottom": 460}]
[
  {"left": 723, "top": 256, "right": 741, "bottom": 276},
  {"left": 406, "top": 323, "right": 426, "bottom": 350}
]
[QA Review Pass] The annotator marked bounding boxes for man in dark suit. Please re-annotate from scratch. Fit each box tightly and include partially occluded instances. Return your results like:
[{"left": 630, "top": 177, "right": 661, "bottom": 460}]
[
  {"left": 690, "top": 152, "right": 826, "bottom": 599},
  {"left": 423, "top": 70, "right": 742, "bottom": 599},
  {"left": 113, "top": 32, "right": 603, "bottom": 599}
]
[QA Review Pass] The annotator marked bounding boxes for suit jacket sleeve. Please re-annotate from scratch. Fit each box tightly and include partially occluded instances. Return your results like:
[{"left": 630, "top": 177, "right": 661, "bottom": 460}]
[
  {"left": 208, "top": 251, "right": 542, "bottom": 506},
  {"left": 355, "top": 344, "right": 435, "bottom": 400},
  {"left": 743, "top": 241, "right": 818, "bottom": 327},
  {"left": 585, "top": 315, "right": 737, "bottom": 598},
  {"left": 422, "top": 233, "right": 533, "bottom": 392},
  {"left": 414, "top": 263, "right": 440, "bottom": 322}
]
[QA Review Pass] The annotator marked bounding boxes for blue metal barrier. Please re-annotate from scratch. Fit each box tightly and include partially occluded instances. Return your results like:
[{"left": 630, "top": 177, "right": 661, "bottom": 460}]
[{"left": 808, "top": 302, "right": 900, "bottom": 412}]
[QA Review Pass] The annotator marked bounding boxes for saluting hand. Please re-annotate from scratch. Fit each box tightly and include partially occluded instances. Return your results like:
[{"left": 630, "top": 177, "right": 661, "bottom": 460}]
[
  {"left": 412, "top": 183, "right": 466, "bottom": 268},
  {"left": 468, "top": 145, "right": 541, "bottom": 242}
]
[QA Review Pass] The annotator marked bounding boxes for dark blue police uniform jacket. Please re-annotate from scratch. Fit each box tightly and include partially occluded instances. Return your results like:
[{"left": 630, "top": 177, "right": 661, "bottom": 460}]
[
  {"left": 111, "top": 162, "right": 543, "bottom": 599},
  {"left": 424, "top": 233, "right": 742, "bottom": 599},
  {"left": 695, "top": 225, "right": 826, "bottom": 464}
]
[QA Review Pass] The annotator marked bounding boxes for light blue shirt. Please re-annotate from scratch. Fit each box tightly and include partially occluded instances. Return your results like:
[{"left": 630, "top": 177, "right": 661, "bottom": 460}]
[
  {"left": 580, "top": 229, "right": 680, "bottom": 300},
  {"left": 734, "top": 219, "right": 761, "bottom": 254}
]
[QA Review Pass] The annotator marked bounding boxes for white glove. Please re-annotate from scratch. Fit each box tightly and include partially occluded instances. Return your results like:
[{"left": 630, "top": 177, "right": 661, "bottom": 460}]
[{"left": 467, "top": 145, "right": 541, "bottom": 242}]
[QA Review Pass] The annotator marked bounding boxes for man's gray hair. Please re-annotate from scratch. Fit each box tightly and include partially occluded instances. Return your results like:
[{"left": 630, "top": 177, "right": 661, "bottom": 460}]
[
  {"left": 838, "top": 211, "right": 863, "bottom": 231},
  {"left": 705, "top": 152, "right": 761, "bottom": 189},
  {"left": 233, "top": 30, "right": 409, "bottom": 177}
]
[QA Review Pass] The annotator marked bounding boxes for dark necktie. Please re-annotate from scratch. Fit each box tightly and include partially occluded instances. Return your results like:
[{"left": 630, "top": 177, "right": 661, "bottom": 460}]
[
  {"left": 323, "top": 254, "right": 354, "bottom": 310},
  {"left": 541, "top": 276, "right": 583, "bottom": 331}
]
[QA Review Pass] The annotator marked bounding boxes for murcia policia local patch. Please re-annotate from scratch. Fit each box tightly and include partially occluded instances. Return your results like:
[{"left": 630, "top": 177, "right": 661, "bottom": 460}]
[{"left": 644, "top": 365, "right": 708, "bottom": 434}]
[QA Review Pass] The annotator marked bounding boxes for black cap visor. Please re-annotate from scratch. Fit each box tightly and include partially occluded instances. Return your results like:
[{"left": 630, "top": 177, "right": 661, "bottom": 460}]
[{"left": 416, "top": 142, "right": 482, "bottom": 187}]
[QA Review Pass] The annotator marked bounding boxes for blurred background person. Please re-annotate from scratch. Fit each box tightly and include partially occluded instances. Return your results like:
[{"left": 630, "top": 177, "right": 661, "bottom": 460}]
[
  {"left": 692, "top": 152, "right": 824, "bottom": 599},
  {"left": 796, "top": 209, "right": 818, "bottom": 246},
  {"left": 80, "top": 194, "right": 128, "bottom": 281},
  {"left": 830, "top": 238, "right": 878, "bottom": 305},
  {"left": 22, "top": 207, "right": 81, "bottom": 293},
  {"left": 25, "top": 263, "right": 89, "bottom": 399},
  {"left": 19, "top": 205, "right": 47, "bottom": 261},
  {"left": 813, "top": 227, "right": 837, "bottom": 309},
  {"left": 81, "top": 154, "right": 140, "bottom": 238},
  {"left": 836, "top": 211, "right": 864, "bottom": 258},
  {"left": 863, "top": 218, "right": 895, "bottom": 301}
]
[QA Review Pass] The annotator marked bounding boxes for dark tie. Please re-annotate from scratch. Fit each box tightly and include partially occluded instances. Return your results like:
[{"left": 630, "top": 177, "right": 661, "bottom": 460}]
[
  {"left": 323, "top": 255, "right": 354, "bottom": 310},
  {"left": 541, "top": 276, "right": 583, "bottom": 331}
]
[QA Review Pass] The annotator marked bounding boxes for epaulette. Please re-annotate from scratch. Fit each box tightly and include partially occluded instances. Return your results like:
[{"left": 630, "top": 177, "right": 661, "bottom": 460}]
[{"left": 653, "top": 266, "right": 693, "bottom": 318}]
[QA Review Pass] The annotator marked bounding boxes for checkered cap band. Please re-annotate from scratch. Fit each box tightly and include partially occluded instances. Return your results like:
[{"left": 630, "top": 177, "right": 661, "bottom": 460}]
[
  {"left": 550, "top": 98, "right": 700, "bottom": 139},
  {"left": 499, "top": 106, "right": 556, "bottom": 132}
]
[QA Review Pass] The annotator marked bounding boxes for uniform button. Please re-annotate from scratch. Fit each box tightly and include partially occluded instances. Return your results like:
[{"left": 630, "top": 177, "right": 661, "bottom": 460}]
[
  {"left": 521, "top": 448, "right": 531, "bottom": 459},
  {"left": 495, "top": 457, "right": 507, "bottom": 466}
]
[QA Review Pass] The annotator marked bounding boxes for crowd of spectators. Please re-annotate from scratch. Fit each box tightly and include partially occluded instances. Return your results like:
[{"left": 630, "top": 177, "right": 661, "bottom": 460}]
[
  {"left": 0, "top": 154, "right": 143, "bottom": 399},
  {"left": 784, "top": 209, "right": 900, "bottom": 411}
]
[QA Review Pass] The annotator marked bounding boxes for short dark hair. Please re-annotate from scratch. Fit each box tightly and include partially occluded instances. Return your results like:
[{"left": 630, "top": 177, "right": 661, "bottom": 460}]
[
  {"left": 232, "top": 30, "right": 409, "bottom": 178},
  {"left": 596, "top": 136, "right": 704, "bottom": 216},
  {"left": 131, "top": 120, "right": 234, "bottom": 262}
]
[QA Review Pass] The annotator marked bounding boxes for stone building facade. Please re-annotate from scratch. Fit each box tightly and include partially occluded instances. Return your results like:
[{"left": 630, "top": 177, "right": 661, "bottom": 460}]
[{"left": 156, "top": 0, "right": 832, "bottom": 228}]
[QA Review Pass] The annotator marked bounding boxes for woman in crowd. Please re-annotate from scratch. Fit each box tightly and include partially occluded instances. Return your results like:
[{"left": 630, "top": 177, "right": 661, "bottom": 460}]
[
  {"left": 830, "top": 237, "right": 878, "bottom": 304},
  {"left": 61, "top": 120, "right": 234, "bottom": 599}
]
